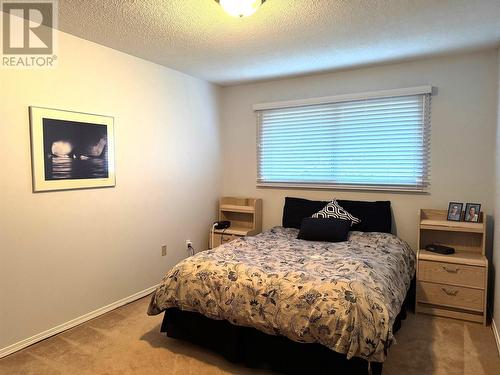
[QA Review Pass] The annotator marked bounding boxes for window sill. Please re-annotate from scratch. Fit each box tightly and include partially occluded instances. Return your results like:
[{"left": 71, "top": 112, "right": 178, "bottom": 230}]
[{"left": 256, "top": 182, "right": 429, "bottom": 194}]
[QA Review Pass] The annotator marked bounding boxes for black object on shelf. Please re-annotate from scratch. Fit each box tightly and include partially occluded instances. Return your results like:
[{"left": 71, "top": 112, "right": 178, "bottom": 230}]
[
  {"left": 425, "top": 243, "right": 455, "bottom": 255},
  {"left": 214, "top": 220, "right": 230, "bottom": 230}
]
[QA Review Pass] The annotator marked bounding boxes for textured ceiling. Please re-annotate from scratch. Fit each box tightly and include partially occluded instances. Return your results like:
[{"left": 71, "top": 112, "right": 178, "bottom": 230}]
[{"left": 58, "top": 0, "right": 500, "bottom": 85}]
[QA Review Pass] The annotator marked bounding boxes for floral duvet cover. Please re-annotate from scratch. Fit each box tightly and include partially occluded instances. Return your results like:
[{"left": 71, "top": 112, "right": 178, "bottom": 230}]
[{"left": 148, "top": 226, "right": 415, "bottom": 362}]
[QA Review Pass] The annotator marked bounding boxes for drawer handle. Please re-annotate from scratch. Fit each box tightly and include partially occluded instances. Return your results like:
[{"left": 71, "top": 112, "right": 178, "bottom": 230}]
[
  {"left": 441, "top": 288, "right": 458, "bottom": 296},
  {"left": 441, "top": 266, "right": 459, "bottom": 273}
]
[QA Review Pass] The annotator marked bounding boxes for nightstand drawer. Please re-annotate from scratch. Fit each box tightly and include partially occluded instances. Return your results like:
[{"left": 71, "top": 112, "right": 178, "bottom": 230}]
[
  {"left": 417, "top": 281, "right": 484, "bottom": 312},
  {"left": 418, "top": 260, "right": 485, "bottom": 289}
]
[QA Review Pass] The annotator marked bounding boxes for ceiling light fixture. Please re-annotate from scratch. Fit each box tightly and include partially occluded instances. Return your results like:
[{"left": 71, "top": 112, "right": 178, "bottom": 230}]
[{"left": 215, "top": 0, "right": 266, "bottom": 18}]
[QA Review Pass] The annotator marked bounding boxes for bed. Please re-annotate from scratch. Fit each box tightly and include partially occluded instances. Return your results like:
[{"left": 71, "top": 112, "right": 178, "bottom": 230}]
[{"left": 148, "top": 198, "right": 416, "bottom": 374}]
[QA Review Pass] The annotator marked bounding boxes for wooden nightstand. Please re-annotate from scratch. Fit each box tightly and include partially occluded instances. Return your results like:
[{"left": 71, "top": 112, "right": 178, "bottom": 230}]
[
  {"left": 416, "top": 209, "right": 488, "bottom": 325},
  {"left": 209, "top": 197, "right": 262, "bottom": 249}
]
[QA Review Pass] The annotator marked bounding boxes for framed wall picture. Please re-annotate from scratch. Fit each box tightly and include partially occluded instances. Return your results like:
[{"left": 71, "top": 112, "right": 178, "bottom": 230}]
[
  {"left": 29, "top": 106, "right": 115, "bottom": 192},
  {"left": 464, "top": 203, "right": 481, "bottom": 223},
  {"left": 446, "top": 202, "right": 463, "bottom": 222}
]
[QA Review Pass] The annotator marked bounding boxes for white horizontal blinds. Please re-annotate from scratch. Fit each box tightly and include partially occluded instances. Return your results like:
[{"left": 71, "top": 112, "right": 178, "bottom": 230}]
[{"left": 257, "top": 93, "right": 431, "bottom": 191}]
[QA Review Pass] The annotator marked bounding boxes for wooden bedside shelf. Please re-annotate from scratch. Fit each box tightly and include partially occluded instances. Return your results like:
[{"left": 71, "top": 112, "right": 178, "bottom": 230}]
[
  {"left": 416, "top": 209, "right": 488, "bottom": 325},
  {"left": 418, "top": 249, "right": 486, "bottom": 267},
  {"left": 213, "top": 226, "right": 252, "bottom": 236},
  {"left": 209, "top": 197, "right": 262, "bottom": 249},
  {"left": 420, "top": 222, "right": 484, "bottom": 233},
  {"left": 419, "top": 209, "right": 485, "bottom": 233},
  {"left": 219, "top": 204, "right": 256, "bottom": 213}
]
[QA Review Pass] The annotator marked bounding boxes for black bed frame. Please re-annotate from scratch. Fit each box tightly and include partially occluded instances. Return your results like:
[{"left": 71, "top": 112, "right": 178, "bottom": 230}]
[{"left": 159, "top": 278, "right": 415, "bottom": 375}]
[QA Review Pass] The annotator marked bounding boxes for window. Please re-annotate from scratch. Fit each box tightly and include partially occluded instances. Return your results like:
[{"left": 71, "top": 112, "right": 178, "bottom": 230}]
[{"left": 255, "top": 86, "right": 431, "bottom": 192}]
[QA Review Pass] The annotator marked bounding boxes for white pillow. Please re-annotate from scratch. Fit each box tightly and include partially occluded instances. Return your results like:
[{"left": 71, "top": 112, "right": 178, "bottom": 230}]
[{"left": 312, "top": 199, "right": 361, "bottom": 226}]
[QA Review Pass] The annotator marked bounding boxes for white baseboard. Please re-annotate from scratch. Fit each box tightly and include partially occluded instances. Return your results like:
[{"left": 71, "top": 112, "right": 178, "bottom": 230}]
[
  {"left": 493, "top": 319, "right": 500, "bottom": 356},
  {"left": 0, "top": 285, "right": 158, "bottom": 359}
]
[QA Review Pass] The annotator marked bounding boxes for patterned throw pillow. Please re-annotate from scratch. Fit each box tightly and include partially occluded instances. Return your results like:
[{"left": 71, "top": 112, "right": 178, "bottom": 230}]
[{"left": 312, "top": 199, "right": 361, "bottom": 225}]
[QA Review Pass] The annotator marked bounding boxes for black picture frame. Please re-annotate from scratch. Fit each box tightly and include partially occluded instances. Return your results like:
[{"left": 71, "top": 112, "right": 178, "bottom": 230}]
[
  {"left": 447, "top": 202, "right": 463, "bottom": 222},
  {"left": 464, "top": 203, "right": 481, "bottom": 223}
]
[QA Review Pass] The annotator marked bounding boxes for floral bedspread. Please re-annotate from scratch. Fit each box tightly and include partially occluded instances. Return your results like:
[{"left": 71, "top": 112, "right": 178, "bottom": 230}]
[{"left": 148, "top": 227, "right": 415, "bottom": 362}]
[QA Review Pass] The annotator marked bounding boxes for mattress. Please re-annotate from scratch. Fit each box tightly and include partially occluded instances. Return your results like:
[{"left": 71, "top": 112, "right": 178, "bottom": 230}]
[{"left": 148, "top": 226, "right": 415, "bottom": 362}]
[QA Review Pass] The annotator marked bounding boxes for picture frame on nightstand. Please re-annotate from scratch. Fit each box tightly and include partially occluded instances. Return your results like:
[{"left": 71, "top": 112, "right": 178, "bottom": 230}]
[
  {"left": 446, "top": 202, "right": 463, "bottom": 222},
  {"left": 464, "top": 203, "right": 481, "bottom": 223}
]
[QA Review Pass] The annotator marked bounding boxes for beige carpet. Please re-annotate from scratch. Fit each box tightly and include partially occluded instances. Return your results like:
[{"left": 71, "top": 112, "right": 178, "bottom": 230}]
[{"left": 1, "top": 296, "right": 499, "bottom": 375}]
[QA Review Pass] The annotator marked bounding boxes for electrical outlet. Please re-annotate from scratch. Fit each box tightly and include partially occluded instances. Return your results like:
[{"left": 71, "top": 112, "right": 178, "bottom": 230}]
[
  {"left": 161, "top": 245, "right": 167, "bottom": 256},
  {"left": 185, "top": 240, "right": 192, "bottom": 249}
]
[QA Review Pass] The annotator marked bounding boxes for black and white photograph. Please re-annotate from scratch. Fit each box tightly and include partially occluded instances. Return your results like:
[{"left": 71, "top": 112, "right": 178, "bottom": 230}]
[
  {"left": 43, "top": 118, "right": 109, "bottom": 180},
  {"left": 464, "top": 203, "right": 481, "bottom": 223},
  {"left": 447, "top": 202, "right": 463, "bottom": 221},
  {"left": 30, "top": 107, "right": 115, "bottom": 192}
]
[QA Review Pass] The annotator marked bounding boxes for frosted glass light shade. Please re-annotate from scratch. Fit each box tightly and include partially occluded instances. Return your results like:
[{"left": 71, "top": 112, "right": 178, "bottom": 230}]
[{"left": 218, "top": 0, "right": 263, "bottom": 17}]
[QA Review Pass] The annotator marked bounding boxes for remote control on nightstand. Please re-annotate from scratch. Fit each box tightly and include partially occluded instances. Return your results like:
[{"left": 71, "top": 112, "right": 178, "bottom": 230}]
[{"left": 425, "top": 243, "right": 455, "bottom": 255}]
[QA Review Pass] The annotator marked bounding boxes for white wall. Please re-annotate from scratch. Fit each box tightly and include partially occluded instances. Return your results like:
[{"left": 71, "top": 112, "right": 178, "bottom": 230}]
[
  {"left": 0, "top": 30, "right": 221, "bottom": 349},
  {"left": 220, "top": 50, "right": 498, "bottom": 251}
]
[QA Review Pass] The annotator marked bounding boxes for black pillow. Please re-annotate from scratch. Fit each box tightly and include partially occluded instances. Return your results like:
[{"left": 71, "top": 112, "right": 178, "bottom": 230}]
[
  {"left": 336, "top": 200, "right": 392, "bottom": 233},
  {"left": 297, "top": 217, "right": 351, "bottom": 242},
  {"left": 282, "top": 197, "right": 327, "bottom": 229},
  {"left": 282, "top": 197, "right": 392, "bottom": 233}
]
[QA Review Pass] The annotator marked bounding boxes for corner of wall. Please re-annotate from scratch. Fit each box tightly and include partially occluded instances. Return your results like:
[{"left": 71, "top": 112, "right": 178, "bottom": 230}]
[{"left": 493, "top": 46, "right": 500, "bottom": 356}]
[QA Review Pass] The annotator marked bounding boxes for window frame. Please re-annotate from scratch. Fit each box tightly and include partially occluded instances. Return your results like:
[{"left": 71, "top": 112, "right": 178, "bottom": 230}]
[{"left": 254, "top": 86, "right": 432, "bottom": 193}]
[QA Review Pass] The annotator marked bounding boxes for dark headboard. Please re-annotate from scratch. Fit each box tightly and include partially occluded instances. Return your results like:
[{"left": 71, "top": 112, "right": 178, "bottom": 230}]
[{"left": 282, "top": 197, "right": 392, "bottom": 233}]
